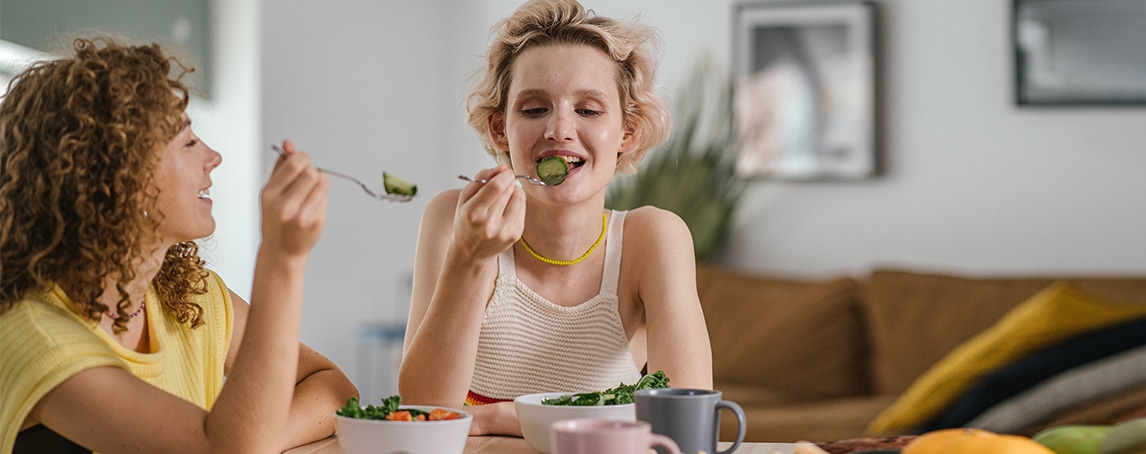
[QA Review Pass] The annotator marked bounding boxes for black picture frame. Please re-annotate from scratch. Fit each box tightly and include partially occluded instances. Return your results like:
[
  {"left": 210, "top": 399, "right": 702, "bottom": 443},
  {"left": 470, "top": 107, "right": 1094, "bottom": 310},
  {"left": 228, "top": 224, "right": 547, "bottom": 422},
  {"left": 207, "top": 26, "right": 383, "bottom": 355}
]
[
  {"left": 733, "top": 0, "right": 877, "bottom": 180},
  {"left": 1013, "top": 0, "right": 1146, "bottom": 106}
]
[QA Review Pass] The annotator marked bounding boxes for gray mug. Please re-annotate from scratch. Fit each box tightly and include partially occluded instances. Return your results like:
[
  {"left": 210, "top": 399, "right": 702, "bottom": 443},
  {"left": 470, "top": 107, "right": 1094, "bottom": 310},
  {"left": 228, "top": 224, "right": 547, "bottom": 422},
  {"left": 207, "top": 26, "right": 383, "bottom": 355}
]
[{"left": 634, "top": 388, "right": 746, "bottom": 454}]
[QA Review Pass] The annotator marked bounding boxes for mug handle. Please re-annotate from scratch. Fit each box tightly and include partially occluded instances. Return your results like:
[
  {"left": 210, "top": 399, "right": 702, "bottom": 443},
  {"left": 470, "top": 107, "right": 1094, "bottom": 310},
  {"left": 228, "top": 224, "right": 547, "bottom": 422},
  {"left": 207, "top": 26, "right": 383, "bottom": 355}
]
[
  {"left": 714, "top": 400, "right": 746, "bottom": 454},
  {"left": 649, "top": 433, "right": 682, "bottom": 454}
]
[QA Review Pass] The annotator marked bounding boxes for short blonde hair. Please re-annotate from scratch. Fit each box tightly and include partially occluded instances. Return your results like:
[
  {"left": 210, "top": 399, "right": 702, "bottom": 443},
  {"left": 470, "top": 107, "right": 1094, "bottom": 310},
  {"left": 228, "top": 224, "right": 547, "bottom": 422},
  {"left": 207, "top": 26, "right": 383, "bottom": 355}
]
[{"left": 466, "top": 0, "right": 670, "bottom": 174}]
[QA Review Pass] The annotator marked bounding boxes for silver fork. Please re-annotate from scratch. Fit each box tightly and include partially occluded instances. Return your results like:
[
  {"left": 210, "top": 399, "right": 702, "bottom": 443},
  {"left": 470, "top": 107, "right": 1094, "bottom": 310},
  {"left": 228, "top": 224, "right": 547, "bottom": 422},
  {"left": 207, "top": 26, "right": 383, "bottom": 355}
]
[
  {"left": 271, "top": 145, "right": 413, "bottom": 202},
  {"left": 457, "top": 174, "right": 549, "bottom": 186}
]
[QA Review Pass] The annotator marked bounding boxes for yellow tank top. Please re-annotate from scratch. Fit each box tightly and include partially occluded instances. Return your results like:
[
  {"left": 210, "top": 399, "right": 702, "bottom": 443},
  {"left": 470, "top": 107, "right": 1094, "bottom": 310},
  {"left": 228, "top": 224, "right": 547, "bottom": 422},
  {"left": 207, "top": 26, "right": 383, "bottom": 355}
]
[{"left": 0, "top": 270, "right": 233, "bottom": 452}]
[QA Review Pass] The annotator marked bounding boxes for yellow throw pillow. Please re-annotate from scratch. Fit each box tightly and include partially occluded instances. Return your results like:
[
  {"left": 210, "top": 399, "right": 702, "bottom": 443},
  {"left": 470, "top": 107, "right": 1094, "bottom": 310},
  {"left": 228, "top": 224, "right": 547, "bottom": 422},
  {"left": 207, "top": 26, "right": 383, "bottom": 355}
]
[{"left": 868, "top": 282, "right": 1146, "bottom": 435}]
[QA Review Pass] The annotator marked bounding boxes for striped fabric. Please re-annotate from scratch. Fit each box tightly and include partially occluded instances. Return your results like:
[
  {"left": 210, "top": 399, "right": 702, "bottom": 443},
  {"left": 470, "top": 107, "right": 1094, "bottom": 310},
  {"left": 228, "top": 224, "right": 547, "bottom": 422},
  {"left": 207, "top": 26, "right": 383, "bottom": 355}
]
[
  {"left": 467, "top": 211, "right": 642, "bottom": 404},
  {"left": 465, "top": 390, "right": 506, "bottom": 406}
]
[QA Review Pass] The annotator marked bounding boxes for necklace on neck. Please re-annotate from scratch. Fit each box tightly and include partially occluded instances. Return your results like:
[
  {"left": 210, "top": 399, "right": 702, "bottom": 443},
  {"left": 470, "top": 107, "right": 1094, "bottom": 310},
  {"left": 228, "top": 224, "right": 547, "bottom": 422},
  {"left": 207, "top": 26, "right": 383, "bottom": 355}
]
[
  {"left": 520, "top": 212, "right": 607, "bottom": 266},
  {"left": 106, "top": 298, "right": 146, "bottom": 320}
]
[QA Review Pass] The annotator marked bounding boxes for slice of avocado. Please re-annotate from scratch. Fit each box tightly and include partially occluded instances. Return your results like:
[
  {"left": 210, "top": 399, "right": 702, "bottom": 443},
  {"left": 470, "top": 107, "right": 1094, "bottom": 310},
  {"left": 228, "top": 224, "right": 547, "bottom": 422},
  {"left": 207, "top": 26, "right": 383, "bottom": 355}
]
[
  {"left": 382, "top": 172, "right": 417, "bottom": 196},
  {"left": 536, "top": 156, "right": 568, "bottom": 186}
]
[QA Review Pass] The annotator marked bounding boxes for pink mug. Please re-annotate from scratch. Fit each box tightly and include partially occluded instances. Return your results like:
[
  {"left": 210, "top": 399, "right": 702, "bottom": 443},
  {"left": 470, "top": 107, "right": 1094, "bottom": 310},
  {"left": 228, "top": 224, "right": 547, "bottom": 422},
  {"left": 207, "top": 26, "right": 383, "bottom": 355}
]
[{"left": 550, "top": 419, "right": 681, "bottom": 454}]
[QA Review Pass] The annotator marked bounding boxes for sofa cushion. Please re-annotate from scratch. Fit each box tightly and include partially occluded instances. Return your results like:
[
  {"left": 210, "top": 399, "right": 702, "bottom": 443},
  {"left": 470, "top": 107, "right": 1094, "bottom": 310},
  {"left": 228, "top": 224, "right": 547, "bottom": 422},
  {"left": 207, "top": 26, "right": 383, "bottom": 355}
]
[
  {"left": 697, "top": 264, "right": 866, "bottom": 401},
  {"left": 721, "top": 394, "right": 898, "bottom": 443},
  {"left": 715, "top": 381, "right": 815, "bottom": 407},
  {"left": 1023, "top": 381, "right": 1146, "bottom": 435},
  {"left": 868, "top": 282, "right": 1146, "bottom": 434},
  {"left": 922, "top": 315, "right": 1146, "bottom": 431},
  {"left": 861, "top": 270, "right": 1054, "bottom": 396},
  {"left": 968, "top": 342, "right": 1146, "bottom": 434},
  {"left": 862, "top": 270, "right": 1146, "bottom": 397}
]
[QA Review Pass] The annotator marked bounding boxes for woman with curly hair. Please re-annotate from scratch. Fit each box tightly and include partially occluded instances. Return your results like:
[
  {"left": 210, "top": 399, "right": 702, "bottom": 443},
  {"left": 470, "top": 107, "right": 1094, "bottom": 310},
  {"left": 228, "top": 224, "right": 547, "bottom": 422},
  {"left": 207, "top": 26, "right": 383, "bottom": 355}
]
[
  {"left": 0, "top": 37, "right": 356, "bottom": 453},
  {"left": 399, "top": 0, "right": 713, "bottom": 435}
]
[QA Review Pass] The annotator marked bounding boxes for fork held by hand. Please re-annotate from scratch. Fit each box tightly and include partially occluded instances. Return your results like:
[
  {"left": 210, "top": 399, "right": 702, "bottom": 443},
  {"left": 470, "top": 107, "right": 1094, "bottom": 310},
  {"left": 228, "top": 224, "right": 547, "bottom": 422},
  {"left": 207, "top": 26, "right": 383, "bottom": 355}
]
[
  {"left": 271, "top": 145, "right": 413, "bottom": 202},
  {"left": 457, "top": 174, "right": 549, "bottom": 186}
]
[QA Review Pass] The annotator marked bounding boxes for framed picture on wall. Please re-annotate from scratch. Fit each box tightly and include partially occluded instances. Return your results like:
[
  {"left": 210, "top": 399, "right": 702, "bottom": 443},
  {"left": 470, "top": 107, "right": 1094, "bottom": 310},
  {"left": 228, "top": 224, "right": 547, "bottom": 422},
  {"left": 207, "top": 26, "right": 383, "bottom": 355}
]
[
  {"left": 1013, "top": 0, "right": 1146, "bottom": 106},
  {"left": 733, "top": 0, "right": 877, "bottom": 180},
  {"left": 0, "top": 0, "right": 213, "bottom": 96}
]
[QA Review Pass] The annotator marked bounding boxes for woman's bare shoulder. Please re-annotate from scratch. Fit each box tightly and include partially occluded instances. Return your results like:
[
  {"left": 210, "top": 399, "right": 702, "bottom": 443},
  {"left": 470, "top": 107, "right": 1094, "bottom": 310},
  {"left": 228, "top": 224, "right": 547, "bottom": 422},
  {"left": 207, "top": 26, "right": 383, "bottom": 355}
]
[
  {"left": 617, "top": 206, "right": 694, "bottom": 277},
  {"left": 617, "top": 207, "right": 699, "bottom": 307},
  {"left": 619, "top": 206, "right": 690, "bottom": 241},
  {"left": 419, "top": 189, "right": 462, "bottom": 227},
  {"left": 427, "top": 189, "right": 462, "bottom": 212}
]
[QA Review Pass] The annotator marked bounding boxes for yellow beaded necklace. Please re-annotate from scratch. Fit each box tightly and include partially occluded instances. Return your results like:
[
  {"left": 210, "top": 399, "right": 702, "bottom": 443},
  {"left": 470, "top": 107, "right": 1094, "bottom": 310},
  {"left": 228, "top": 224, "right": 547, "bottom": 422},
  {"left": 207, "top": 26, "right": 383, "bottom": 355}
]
[{"left": 519, "top": 213, "right": 607, "bottom": 266}]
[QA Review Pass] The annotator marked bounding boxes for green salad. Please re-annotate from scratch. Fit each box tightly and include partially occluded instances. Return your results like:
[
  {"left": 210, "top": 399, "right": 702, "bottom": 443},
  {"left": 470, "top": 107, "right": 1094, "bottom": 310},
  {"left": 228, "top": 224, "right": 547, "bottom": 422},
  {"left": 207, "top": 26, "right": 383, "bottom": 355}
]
[
  {"left": 541, "top": 370, "right": 670, "bottom": 406},
  {"left": 336, "top": 395, "right": 462, "bottom": 421}
]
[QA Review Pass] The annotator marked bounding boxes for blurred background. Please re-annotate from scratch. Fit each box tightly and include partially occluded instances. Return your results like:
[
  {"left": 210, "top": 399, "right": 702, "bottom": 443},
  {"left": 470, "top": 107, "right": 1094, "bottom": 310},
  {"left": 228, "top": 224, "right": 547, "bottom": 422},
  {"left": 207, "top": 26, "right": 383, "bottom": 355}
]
[{"left": 3, "top": 0, "right": 1145, "bottom": 403}]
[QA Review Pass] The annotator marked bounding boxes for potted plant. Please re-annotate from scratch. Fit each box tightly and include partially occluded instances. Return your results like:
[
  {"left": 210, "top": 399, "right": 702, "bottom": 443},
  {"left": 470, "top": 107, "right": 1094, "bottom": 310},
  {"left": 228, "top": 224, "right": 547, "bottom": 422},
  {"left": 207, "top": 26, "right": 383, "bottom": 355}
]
[{"left": 606, "top": 61, "right": 748, "bottom": 262}]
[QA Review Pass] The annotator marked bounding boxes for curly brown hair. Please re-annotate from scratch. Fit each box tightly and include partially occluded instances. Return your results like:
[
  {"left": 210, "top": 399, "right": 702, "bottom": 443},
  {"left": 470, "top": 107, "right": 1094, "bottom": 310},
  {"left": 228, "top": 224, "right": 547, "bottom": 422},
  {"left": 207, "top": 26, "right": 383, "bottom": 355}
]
[
  {"left": 466, "top": 0, "right": 671, "bottom": 174},
  {"left": 0, "top": 37, "right": 209, "bottom": 333}
]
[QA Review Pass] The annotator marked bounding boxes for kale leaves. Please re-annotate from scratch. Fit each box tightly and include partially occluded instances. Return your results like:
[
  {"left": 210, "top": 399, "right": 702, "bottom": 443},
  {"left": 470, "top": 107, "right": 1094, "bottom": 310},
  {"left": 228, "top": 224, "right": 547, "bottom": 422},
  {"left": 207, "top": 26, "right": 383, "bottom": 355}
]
[{"left": 541, "top": 370, "right": 670, "bottom": 406}]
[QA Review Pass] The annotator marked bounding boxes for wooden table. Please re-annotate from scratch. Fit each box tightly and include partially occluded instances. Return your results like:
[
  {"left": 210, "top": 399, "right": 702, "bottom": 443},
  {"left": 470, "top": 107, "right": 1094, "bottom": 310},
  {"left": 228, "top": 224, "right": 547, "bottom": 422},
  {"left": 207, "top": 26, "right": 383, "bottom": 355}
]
[{"left": 285, "top": 435, "right": 797, "bottom": 454}]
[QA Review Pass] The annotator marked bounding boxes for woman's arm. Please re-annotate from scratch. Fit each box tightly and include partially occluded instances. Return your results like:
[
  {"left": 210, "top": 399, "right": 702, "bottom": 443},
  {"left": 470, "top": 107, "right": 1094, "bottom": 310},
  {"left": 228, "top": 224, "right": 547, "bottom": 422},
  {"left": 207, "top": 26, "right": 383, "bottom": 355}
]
[
  {"left": 30, "top": 142, "right": 330, "bottom": 454},
  {"left": 282, "top": 344, "right": 358, "bottom": 448},
  {"left": 628, "top": 207, "right": 714, "bottom": 389},
  {"left": 398, "top": 165, "right": 525, "bottom": 407},
  {"left": 225, "top": 290, "right": 359, "bottom": 450}
]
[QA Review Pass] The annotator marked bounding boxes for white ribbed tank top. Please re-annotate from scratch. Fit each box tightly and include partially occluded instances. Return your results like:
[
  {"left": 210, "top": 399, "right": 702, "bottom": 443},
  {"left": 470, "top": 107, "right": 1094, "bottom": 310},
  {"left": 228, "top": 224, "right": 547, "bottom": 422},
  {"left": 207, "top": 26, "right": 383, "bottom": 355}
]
[{"left": 468, "top": 210, "right": 642, "bottom": 402}]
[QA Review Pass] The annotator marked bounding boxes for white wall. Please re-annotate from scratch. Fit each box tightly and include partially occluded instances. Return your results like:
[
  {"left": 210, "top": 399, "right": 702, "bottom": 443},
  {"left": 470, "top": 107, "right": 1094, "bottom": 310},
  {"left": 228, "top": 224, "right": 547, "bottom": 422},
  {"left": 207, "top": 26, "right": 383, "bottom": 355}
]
[
  {"left": 261, "top": 0, "right": 460, "bottom": 398},
  {"left": 193, "top": 0, "right": 260, "bottom": 300},
  {"left": 254, "top": 0, "right": 1146, "bottom": 398},
  {"left": 723, "top": 1, "right": 1146, "bottom": 277}
]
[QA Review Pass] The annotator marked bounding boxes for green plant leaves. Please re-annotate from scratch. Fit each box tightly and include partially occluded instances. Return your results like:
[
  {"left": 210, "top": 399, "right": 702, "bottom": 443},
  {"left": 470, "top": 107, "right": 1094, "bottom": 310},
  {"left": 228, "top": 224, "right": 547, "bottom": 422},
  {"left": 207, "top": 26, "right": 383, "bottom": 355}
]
[{"left": 606, "top": 60, "right": 747, "bottom": 262}]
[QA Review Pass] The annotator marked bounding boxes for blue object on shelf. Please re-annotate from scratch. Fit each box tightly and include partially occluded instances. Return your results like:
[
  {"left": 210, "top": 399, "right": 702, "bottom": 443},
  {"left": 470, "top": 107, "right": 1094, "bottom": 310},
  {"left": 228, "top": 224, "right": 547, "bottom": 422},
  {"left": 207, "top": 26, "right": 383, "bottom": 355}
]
[{"left": 356, "top": 322, "right": 407, "bottom": 404}]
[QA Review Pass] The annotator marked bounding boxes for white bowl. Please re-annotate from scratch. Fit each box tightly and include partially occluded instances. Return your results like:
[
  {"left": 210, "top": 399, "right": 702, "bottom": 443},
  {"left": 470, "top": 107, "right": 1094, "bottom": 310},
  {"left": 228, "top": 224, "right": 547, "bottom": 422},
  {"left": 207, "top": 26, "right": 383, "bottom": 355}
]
[
  {"left": 334, "top": 405, "right": 472, "bottom": 454},
  {"left": 514, "top": 392, "right": 636, "bottom": 454}
]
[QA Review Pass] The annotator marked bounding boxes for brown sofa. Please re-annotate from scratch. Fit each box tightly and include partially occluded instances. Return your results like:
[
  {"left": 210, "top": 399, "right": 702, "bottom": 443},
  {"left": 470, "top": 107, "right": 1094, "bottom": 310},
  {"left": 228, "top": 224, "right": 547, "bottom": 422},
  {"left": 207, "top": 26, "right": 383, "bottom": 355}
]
[{"left": 697, "top": 264, "right": 1146, "bottom": 443}]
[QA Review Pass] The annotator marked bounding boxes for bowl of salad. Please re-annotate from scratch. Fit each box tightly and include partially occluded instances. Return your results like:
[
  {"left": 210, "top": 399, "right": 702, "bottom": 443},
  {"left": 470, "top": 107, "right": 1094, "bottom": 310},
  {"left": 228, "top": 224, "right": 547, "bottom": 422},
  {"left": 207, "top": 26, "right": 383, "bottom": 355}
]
[
  {"left": 334, "top": 395, "right": 471, "bottom": 454},
  {"left": 514, "top": 371, "right": 670, "bottom": 454}
]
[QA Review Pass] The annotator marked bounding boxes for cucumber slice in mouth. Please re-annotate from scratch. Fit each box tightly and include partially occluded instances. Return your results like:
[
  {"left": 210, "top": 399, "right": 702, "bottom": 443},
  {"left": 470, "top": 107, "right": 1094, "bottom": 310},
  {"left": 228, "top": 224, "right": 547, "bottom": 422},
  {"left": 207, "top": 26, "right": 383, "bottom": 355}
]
[
  {"left": 382, "top": 172, "right": 417, "bottom": 196},
  {"left": 536, "top": 156, "right": 569, "bottom": 186}
]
